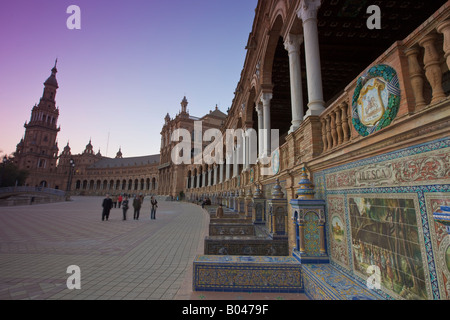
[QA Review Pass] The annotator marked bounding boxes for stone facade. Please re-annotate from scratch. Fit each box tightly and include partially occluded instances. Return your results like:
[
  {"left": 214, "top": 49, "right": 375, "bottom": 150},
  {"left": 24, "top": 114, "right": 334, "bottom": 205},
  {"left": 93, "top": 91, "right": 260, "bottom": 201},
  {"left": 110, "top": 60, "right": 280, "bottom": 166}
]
[
  {"left": 184, "top": 0, "right": 450, "bottom": 300},
  {"left": 158, "top": 97, "right": 227, "bottom": 198},
  {"left": 13, "top": 65, "right": 160, "bottom": 196}
]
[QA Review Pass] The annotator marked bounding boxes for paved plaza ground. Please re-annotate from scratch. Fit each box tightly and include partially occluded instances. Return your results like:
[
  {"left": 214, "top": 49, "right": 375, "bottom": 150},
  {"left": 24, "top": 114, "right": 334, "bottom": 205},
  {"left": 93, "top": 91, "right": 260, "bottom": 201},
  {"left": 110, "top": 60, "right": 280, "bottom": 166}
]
[{"left": 0, "top": 196, "right": 307, "bottom": 300}]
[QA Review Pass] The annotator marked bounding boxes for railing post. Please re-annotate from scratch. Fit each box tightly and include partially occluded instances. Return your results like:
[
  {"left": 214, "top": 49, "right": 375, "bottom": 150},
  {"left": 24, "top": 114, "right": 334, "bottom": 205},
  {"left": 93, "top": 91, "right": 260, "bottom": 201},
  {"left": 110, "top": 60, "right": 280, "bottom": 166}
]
[{"left": 419, "top": 33, "right": 446, "bottom": 104}]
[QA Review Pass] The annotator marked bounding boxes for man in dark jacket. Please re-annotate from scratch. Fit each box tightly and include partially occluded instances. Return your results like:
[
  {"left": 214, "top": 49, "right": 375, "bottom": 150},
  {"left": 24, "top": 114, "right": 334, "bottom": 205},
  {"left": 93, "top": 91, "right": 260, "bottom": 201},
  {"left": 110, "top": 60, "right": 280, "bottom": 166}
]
[
  {"left": 102, "top": 194, "right": 113, "bottom": 221},
  {"left": 133, "top": 196, "right": 142, "bottom": 220}
]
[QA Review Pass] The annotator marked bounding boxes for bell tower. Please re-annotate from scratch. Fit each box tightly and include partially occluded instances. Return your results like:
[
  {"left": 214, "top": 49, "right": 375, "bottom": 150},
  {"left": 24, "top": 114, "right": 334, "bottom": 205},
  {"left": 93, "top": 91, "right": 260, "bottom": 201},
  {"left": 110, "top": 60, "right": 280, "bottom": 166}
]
[{"left": 14, "top": 61, "right": 61, "bottom": 187}]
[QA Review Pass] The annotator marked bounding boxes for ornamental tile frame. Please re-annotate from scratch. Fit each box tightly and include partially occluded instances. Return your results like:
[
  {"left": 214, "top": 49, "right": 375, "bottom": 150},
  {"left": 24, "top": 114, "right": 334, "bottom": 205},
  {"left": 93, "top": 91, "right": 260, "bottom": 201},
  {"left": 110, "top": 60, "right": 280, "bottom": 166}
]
[
  {"left": 352, "top": 64, "right": 401, "bottom": 137},
  {"left": 314, "top": 137, "right": 450, "bottom": 300}
]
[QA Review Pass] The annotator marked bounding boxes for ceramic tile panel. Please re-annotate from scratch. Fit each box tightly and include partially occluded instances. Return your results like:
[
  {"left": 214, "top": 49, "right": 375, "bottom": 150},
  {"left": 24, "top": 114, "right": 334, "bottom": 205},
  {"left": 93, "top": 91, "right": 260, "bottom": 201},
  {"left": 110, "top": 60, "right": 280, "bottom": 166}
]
[{"left": 314, "top": 137, "right": 450, "bottom": 300}]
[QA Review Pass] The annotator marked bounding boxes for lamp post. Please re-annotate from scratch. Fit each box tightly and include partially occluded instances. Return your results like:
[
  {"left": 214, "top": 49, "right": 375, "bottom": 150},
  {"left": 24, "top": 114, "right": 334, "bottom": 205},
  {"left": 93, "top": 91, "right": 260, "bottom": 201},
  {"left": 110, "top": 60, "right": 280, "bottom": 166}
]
[{"left": 66, "top": 158, "right": 75, "bottom": 200}]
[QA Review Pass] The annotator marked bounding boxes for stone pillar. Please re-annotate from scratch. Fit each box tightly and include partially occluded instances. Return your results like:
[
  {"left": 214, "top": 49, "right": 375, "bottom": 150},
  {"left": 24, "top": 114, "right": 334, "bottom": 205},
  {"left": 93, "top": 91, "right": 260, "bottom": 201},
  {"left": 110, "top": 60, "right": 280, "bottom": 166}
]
[
  {"left": 405, "top": 47, "right": 427, "bottom": 109},
  {"left": 419, "top": 33, "right": 446, "bottom": 104},
  {"left": 437, "top": 20, "right": 450, "bottom": 71},
  {"left": 325, "top": 114, "right": 332, "bottom": 149},
  {"left": 208, "top": 169, "right": 212, "bottom": 187},
  {"left": 320, "top": 117, "right": 328, "bottom": 151},
  {"left": 233, "top": 146, "right": 238, "bottom": 178},
  {"left": 202, "top": 171, "right": 206, "bottom": 188},
  {"left": 243, "top": 133, "right": 248, "bottom": 171},
  {"left": 297, "top": 0, "right": 325, "bottom": 117},
  {"left": 219, "top": 162, "right": 224, "bottom": 183},
  {"left": 284, "top": 33, "right": 304, "bottom": 133},
  {"left": 256, "top": 103, "right": 264, "bottom": 158},
  {"left": 260, "top": 92, "right": 273, "bottom": 157},
  {"left": 213, "top": 165, "right": 218, "bottom": 185},
  {"left": 225, "top": 155, "right": 231, "bottom": 180},
  {"left": 340, "top": 102, "right": 350, "bottom": 142}
]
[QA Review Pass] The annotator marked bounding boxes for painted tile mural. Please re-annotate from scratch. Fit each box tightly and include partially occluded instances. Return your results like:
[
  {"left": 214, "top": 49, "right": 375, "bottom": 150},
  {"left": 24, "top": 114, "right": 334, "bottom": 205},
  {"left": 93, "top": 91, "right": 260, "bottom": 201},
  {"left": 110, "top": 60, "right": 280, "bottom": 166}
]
[
  {"left": 424, "top": 193, "right": 450, "bottom": 299},
  {"left": 314, "top": 138, "right": 450, "bottom": 299},
  {"left": 348, "top": 195, "right": 427, "bottom": 299},
  {"left": 327, "top": 195, "right": 350, "bottom": 268}
]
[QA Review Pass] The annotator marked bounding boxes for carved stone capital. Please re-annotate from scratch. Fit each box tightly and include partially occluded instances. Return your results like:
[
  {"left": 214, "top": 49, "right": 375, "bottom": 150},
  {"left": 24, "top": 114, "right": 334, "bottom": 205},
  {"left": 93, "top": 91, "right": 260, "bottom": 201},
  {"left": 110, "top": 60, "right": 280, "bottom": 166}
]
[
  {"left": 297, "top": 0, "right": 321, "bottom": 23},
  {"left": 284, "top": 33, "right": 303, "bottom": 54}
]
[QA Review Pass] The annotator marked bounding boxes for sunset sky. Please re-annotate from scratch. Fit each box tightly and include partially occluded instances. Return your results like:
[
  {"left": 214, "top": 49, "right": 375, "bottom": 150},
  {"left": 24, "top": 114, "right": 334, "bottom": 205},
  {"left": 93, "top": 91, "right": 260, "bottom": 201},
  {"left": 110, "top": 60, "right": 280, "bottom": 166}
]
[{"left": 0, "top": 0, "right": 258, "bottom": 158}]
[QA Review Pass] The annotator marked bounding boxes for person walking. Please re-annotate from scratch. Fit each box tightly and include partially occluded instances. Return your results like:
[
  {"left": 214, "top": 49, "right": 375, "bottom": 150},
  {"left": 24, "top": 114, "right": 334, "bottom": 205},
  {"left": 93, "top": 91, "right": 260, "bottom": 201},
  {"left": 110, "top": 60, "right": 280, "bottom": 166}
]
[
  {"left": 150, "top": 196, "right": 158, "bottom": 220},
  {"left": 133, "top": 195, "right": 142, "bottom": 220},
  {"left": 122, "top": 196, "right": 129, "bottom": 220},
  {"left": 118, "top": 194, "right": 123, "bottom": 208},
  {"left": 102, "top": 194, "right": 113, "bottom": 221},
  {"left": 112, "top": 195, "right": 118, "bottom": 208}
]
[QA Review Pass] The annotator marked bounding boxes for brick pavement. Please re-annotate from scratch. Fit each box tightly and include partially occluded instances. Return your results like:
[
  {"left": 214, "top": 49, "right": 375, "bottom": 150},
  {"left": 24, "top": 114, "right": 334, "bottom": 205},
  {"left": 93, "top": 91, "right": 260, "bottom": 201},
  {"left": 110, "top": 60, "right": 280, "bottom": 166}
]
[{"left": 0, "top": 196, "right": 307, "bottom": 300}]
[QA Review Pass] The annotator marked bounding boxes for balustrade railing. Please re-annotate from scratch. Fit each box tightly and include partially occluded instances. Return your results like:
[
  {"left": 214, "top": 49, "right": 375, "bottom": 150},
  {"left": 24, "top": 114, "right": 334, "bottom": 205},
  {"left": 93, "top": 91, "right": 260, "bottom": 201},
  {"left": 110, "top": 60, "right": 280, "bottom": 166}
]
[{"left": 319, "top": 94, "right": 352, "bottom": 153}]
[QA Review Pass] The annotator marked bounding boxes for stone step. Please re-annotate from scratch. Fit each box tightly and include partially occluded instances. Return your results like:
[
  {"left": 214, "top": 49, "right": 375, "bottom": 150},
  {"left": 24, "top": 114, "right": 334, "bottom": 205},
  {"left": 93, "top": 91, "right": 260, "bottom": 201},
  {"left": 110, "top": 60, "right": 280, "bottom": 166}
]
[
  {"left": 193, "top": 255, "right": 303, "bottom": 293},
  {"left": 209, "top": 223, "right": 255, "bottom": 236},
  {"left": 204, "top": 237, "right": 289, "bottom": 256}
]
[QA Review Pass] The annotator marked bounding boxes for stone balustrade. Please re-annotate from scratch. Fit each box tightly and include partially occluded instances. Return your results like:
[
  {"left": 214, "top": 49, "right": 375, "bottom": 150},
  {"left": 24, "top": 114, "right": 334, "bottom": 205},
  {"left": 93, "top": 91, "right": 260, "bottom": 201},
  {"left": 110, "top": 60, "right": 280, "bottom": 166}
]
[{"left": 319, "top": 94, "right": 352, "bottom": 153}]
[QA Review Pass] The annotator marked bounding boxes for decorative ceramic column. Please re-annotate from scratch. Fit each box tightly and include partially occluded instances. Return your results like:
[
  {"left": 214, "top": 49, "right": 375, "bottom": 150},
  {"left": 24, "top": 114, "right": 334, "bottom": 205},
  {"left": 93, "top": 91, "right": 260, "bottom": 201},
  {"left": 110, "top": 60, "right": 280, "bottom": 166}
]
[
  {"left": 290, "top": 166, "right": 328, "bottom": 263},
  {"left": 252, "top": 185, "right": 265, "bottom": 224},
  {"left": 437, "top": 20, "right": 450, "bottom": 71},
  {"left": 260, "top": 92, "right": 273, "bottom": 157},
  {"left": 297, "top": 0, "right": 325, "bottom": 117},
  {"left": 268, "top": 178, "right": 288, "bottom": 238},
  {"left": 419, "top": 33, "right": 446, "bottom": 104},
  {"left": 284, "top": 33, "right": 305, "bottom": 133},
  {"left": 405, "top": 46, "right": 427, "bottom": 109}
]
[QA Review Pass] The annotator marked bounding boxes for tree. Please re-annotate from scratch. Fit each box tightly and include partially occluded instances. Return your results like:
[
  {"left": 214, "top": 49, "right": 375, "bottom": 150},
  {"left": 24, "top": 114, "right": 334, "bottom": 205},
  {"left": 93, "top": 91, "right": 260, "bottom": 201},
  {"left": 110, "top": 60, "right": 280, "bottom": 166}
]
[{"left": 0, "top": 159, "right": 29, "bottom": 187}]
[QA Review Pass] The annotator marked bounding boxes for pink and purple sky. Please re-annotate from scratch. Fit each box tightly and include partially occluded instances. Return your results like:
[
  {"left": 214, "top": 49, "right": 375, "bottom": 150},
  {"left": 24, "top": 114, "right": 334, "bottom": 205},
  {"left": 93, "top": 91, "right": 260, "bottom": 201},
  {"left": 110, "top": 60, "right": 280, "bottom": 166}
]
[{"left": 0, "top": 0, "right": 258, "bottom": 158}]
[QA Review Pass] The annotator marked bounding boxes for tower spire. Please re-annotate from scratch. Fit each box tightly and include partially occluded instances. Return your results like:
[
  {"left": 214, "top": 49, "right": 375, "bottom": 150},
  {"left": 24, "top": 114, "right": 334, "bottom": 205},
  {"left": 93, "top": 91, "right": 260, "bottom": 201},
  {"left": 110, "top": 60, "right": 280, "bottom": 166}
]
[{"left": 181, "top": 96, "right": 188, "bottom": 114}]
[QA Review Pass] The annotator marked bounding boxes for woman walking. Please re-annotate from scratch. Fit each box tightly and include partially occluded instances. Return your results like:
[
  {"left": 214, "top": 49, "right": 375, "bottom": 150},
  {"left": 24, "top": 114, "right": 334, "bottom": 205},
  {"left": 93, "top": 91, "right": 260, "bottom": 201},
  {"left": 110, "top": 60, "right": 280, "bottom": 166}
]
[{"left": 133, "top": 195, "right": 142, "bottom": 220}]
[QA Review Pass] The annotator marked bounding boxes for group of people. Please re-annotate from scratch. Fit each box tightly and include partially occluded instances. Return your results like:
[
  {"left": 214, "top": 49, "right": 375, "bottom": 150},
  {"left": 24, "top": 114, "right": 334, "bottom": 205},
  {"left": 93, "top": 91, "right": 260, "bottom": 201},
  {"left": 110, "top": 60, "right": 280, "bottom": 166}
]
[{"left": 101, "top": 194, "right": 158, "bottom": 221}]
